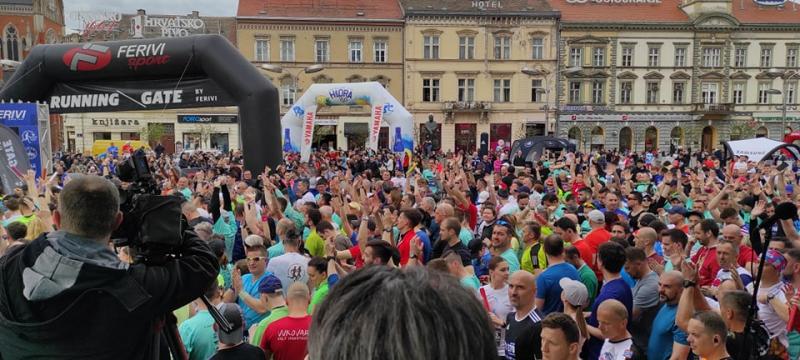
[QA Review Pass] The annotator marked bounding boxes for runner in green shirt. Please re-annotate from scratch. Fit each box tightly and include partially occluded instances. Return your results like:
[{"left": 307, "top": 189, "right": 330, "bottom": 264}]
[
  {"left": 249, "top": 275, "right": 289, "bottom": 346},
  {"left": 307, "top": 257, "right": 330, "bottom": 314}
]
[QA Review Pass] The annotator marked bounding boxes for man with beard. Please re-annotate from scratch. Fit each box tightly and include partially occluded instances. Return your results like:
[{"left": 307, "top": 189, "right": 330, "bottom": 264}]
[{"left": 647, "top": 271, "right": 690, "bottom": 360}]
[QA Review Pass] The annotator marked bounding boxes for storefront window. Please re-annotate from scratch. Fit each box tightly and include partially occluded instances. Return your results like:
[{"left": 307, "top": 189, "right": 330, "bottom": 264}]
[
  {"left": 210, "top": 133, "right": 229, "bottom": 152},
  {"left": 344, "top": 123, "right": 368, "bottom": 151},
  {"left": 455, "top": 123, "right": 477, "bottom": 154},
  {"left": 490, "top": 123, "right": 511, "bottom": 153},
  {"left": 121, "top": 132, "right": 141, "bottom": 141},
  {"left": 93, "top": 132, "right": 111, "bottom": 141},
  {"left": 183, "top": 133, "right": 202, "bottom": 150},
  {"left": 313, "top": 125, "right": 337, "bottom": 151},
  {"left": 644, "top": 126, "right": 658, "bottom": 152}
]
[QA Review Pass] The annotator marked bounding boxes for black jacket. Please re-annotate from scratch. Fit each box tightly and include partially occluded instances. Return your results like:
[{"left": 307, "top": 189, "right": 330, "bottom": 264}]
[{"left": 0, "top": 233, "right": 218, "bottom": 360}]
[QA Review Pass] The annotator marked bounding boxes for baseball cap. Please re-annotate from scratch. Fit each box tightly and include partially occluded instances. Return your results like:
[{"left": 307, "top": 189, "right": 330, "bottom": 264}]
[
  {"left": 477, "top": 191, "right": 490, "bottom": 205},
  {"left": 738, "top": 196, "right": 757, "bottom": 209},
  {"left": 216, "top": 303, "right": 245, "bottom": 345},
  {"left": 560, "top": 278, "right": 589, "bottom": 308},
  {"left": 765, "top": 249, "right": 787, "bottom": 273},
  {"left": 498, "top": 188, "right": 510, "bottom": 199},
  {"left": 588, "top": 209, "right": 605, "bottom": 223},
  {"left": 517, "top": 186, "right": 531, "bottom": 194},
  {"left": 667, "top": 206, "right": 687, "bottom": 216},
  {"left": 258, "top": 274, "right": 283, "bottom": 295}
]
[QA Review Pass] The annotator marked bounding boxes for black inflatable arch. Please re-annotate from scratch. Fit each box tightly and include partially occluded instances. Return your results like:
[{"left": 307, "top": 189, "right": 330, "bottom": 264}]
[{"left": 0, "top": 35, "right": 280, "bottom": 173}]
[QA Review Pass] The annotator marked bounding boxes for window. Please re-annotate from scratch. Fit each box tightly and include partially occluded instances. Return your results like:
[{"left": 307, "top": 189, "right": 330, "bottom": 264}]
[
  {"left": 758, "top": 82, "right": 771, "bottom": 104},
  {"left": 621, "top": 46, "right": 634, "bottom": 67},
  {"left": 648, "top": 47, "right": 660, "bottom": 67},
  {"left": 620, "top": 81, "right": 633, "bottom": 104},
  {"left": 315, "top": 39, "right": 329, "bottom": 63},
  {"left": 374, "top": 40, "right": 387, "bottom": 63},
  {"left": 532, "top": 38, "right": 544, "bottom": 60},
  {"left": 254, "top": 38, "right": 269, "bottom": 62},
  {"left": 702, "top": 83, "right": 718, "bottom": 104},
  {"left": 702, "top": 47, "right": 721, "bottom": 67},
  {"left": 459, "top": 36, "right": 475, "bottom": 60},
  {"left": 281, "top": 84, "right": 296, "bottom": 106},
  {"left": 422, "top": 78, "right": 440, "bottom": 102},
  {"left": 646, "top": 81, "right": 660, "bottom": 104},
  {"left": 732, "top": 82, "right": 745, "bottom": 104},
  {"left": 120, "top": 132, "right": 140, "bottom": 141},
  {"left": 787, "top": 48, "right": 798, "bottom": 68},
  {"left": 423, "top": 35, "right": 439, "bottom": 59},
  {"left": 349, "top": 39, "right": 363, "bottom": 63},
  {"left": 458, "top": 78, "right": 475, "bottom": 102},
  {"left": 570, "top": 47, "right": 583, "bottom": 67},
  {"left": 4, "top": 26, "right": 19, "bottom": 61},
  {"left": 568, "top": 81, "right": 582, "bottom": 103},
  {"left": 531, "top": 79, "right": 544, "bottom": 102},
  {"left": 593, "top": 47, "right": 605, "bottom": 67},
  {"left": 673, "top": 82, "right": 685, "bottom": 104},
  {"left": 674, "top": 47, "right": 686, "bottom": 67},
  {"left": 787, "top": 82, "right": 797, "bottom": 104},
  {"left": 494, "top": 35, "right": 511, "bottom": 60},
  {"left": 734, "top": 47, "right": 747, "bottom": 68},
  {"left": 760, "top": 47, "right": 773, "bottom": 68},
  {"left": 93, "top": 132, "right": 112, "bottom": 141},
  {"left": 494, "top": 79, "right": 511, "bottom": 102},
  {"left": 280, "top": 38, "right": 294, "bottom": 62},
  {"left": 592, "top": 81, "right": 604, "bottom": 104}
]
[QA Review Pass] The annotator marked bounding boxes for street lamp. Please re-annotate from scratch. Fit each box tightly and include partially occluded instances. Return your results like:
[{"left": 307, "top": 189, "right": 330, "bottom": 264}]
[
  {"left": 767, "top": 68, "right": 800, "bottom": 136},
  {"left": 260, "top": 64, "right": 326, "bottom": 104},
  {"left": 520, "top": 66, "right": 582, "bottom": 137}
]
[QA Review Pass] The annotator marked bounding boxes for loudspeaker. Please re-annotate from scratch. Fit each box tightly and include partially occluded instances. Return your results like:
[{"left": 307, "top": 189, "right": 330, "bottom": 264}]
[{"left": 479, "top": 132, "right": 489, "bottom": 157}]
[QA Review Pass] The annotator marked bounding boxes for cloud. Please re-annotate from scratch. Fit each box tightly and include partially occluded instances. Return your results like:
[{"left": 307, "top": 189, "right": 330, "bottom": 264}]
[{"left": 64, "top": 0, "right": 238, "bottom": 30}]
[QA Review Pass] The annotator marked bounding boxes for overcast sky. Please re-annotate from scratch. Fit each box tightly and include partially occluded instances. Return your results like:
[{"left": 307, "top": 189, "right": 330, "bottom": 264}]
[{"left": 64, "top": 0, "right": 238, "bottom": 31}]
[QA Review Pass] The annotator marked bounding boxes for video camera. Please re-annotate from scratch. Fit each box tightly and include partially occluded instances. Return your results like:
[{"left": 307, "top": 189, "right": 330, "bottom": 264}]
[{"left": 112, "top": 148, "right": 185, "bottom": 264}]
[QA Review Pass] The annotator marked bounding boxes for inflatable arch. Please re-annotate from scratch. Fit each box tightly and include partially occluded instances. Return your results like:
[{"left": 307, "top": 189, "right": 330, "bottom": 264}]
[{"left": 281, "top": 82, "right": 413, "bottom": 162}]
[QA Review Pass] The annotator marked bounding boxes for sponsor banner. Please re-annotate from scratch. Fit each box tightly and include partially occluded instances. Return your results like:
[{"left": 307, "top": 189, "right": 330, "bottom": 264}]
[
  {"left": 132, "top": 14, "right": 206, "bottom": 38},
  {"left": 0, "top": 124, "right": 32, "bottom": 195},
  {"left": 369, "top": 105, "right": 384, "bottom": 151},
  {"left": 0, "top": 103, "right": 43, "bottom": 177},
  {"left": 48, "top": 77, "right": 235, "bottom": 113},
  {"left": 177, "top": 114, "right": 238, "bottom": 124},
  {"left": 300, "top": 105, "right": 317, "bottom": 162}
]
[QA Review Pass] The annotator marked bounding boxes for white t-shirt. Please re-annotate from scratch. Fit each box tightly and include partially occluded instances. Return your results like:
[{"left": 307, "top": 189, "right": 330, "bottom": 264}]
[
  {"left": 265, "top": 252, "right": 309, "bottom": 295},
  {"left": 481, "top": 284, "right": 514, "bottom": 357},
  {"left": 758, "top": 282, "right": 789, "bottom": 348},
  {"left": 599, "top": 337, "right": 634, "bottom": 360}
]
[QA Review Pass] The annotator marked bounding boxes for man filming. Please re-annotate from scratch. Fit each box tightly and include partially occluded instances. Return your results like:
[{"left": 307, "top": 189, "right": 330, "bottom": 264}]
[{"left": 0, "top": 175, "right": 219, "bottom": 359}]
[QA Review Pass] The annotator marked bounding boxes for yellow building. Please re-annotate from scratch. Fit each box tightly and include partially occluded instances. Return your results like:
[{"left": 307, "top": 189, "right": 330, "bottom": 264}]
[
  {"left": 402, "top": 0, "right": 559, "bottom": 154},
  {"left": 236, "top": 0, "right": 405, "bottom": 150}
]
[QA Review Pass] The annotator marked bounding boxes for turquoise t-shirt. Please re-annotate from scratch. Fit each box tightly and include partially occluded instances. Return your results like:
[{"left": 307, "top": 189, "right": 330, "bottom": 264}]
[
  {"left": 239, "top": 272, "right": 270, "bottom": 327},
  {"left": 459, "top": 227, "right": 474, "bottom": 247},
  {"left": 500, "top": 248, "right": 521, "bottom": 274},
  {"left": 268, "top": 238, "right": 285, "bottom": 259},
  {"left": 180, "top": 187, "right": 192, "bottom": 201},
  {"left": 460, "top": 275, "right": 481, "bottom": 290},
  {"left": 178, "top": 310, "right": 218, "bottom": 360}
]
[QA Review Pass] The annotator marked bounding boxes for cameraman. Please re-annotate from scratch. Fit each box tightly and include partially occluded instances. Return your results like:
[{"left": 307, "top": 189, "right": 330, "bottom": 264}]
[{"left": 0, "top": 175, "right": 219, "bottom": 359}]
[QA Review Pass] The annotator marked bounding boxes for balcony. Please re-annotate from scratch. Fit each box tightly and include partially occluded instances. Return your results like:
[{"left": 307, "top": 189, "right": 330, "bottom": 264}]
[
  {"left": 442, "top": 101, "right": 492, "bottom": 111},
  {"left": 693, "top": 103, "right": 733, "bottom": 114}
]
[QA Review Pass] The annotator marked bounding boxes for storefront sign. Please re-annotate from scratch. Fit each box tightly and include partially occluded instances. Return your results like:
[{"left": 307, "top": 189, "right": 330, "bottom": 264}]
[
  {"left": 561, "top": 113, "right": 692, "bottom": 122},
  {"left": 472, "top": 0, "right": 503, "bottom": 9},
  {"left": 177, "top": 114, "right": 238, "bottom": 124},
  {"left": 755, "top": 116, "right": 800, "bottom": 122},
  {"left": 131, "top": 15, "right": 206, "bottom": 38},
  {"left": 92, "top": 118, "right": 141, "bottom": 127},
  {"left": 560, "top": 105, "right": 610, "bottom": 112},
  {"left": 0, "top": 103, "right": 47, "bottom": 177},
  {"left": 48, "top": 78, "right": 235, "bottom": 113}
]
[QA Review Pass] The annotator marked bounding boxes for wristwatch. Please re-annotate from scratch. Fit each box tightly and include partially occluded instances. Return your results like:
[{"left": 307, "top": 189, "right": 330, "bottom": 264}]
[
  {"left": 683, "top": 280, "right": 697, "bottom": 288},
  {"left": 410, "top": 252, "right": 417, "bottom": 259}
]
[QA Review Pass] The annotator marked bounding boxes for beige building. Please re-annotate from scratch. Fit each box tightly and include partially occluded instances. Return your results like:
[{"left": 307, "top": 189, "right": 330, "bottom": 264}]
[
  {"left": 401, "top": 0, "right": 559, "bottom": 154},
  {"left": 236, "top": 0, "right": 405, "bottom": 150},
  {"left": 552, "top": 0, "right": 800, "bottom": 153}
]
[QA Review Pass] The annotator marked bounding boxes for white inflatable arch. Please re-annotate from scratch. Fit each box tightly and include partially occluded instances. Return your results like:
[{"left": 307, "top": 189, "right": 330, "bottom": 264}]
[{"left": 281, "top": 82, "right": 413, "bottom": 162}]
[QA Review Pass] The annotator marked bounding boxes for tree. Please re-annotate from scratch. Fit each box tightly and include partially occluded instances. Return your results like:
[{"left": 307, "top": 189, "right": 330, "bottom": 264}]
[{"left": 140, "top": 123, "right": 166, "bottom": 146}]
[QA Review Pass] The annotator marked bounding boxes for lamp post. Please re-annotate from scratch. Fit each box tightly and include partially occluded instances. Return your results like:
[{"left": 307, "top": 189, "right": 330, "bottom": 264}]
[
  {"left": 260, "top": 64, "right": 325, "bottom": 104},
  {"left": 521, "top": 66, "right": 582, "bottom": 137},
  {"left": 767, "top": 68, "right": 800, "bottom": 138}
]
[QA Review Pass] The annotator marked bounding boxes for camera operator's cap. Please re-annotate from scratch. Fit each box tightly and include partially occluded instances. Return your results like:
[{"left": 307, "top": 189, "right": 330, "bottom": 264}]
[
  {"left": 588, "top": 210, "right": 605, "bottom": 223},
  {"left": 765, "top": 249, "right": 787, "bottom": 273},
  {"left": 216, "top": 303, "right": 245, "bottom": 345},
  {"left": 667, "top": 206, "right": 687, "bottom": 216},
  {"left": 258, "top": 274, "right": 284, "bottom": 295},
  {"left": 559, "top": 278, "right": 589, "bottom": 308}
]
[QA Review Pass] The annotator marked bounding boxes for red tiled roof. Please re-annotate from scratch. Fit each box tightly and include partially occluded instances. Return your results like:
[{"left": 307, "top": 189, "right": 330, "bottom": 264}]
[
  {"left": 237, "top": 0, "right": 404, "bottom": 19},
  {"left": 732, "top": 0, "right": 800, "bottom": 24},
  {"left": 551, "top": 0, "right": 689, "bottom": 23}
]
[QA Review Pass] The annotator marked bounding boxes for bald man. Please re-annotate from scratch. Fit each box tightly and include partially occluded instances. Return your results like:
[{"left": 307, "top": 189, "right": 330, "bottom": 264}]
[
  {"left": 648, "top": 271, "right": 690, "bottom": 360},
  {"left": 504, "top": 271, "right": 543, "bottom": 360},
  {"left": 721, "top": 224, "right": 757, "bottom": 271},
  {"left": 634, "top": 227, "right": 664, "bottom": 267},
  {"left": 598, "top": 299, "right": 636, "bottom": 360}
]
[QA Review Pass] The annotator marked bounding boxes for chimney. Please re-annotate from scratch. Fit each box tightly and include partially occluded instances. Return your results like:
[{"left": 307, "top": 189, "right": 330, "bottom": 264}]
[
  {"left": 192, "top": 11, "right": 199, "bottom": 17},
  {"left": 137, "top": 9, "right": 146, "bottom": 15}
]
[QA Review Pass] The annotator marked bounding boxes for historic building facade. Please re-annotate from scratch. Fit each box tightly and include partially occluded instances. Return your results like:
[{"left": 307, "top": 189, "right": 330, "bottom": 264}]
[
  {"left": 236, "top": 0, "right": 404, "bottom": 151},
  {"left": 553, "top": 0, "right": 800, "bottom": 153},
  {"left": 402, "top": 0, "right": 559, "bottom": 154}
]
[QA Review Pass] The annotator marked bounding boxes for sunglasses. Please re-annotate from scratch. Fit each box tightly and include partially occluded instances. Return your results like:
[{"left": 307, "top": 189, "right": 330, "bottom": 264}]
[{"left": 246, "top": 256, "right": 265, "bottom": 263}]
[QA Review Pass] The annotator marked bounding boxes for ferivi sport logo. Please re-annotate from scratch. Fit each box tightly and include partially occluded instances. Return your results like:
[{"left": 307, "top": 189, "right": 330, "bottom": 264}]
[{"left": 62, "top": 43, "right": 112, "bottom": 72}]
